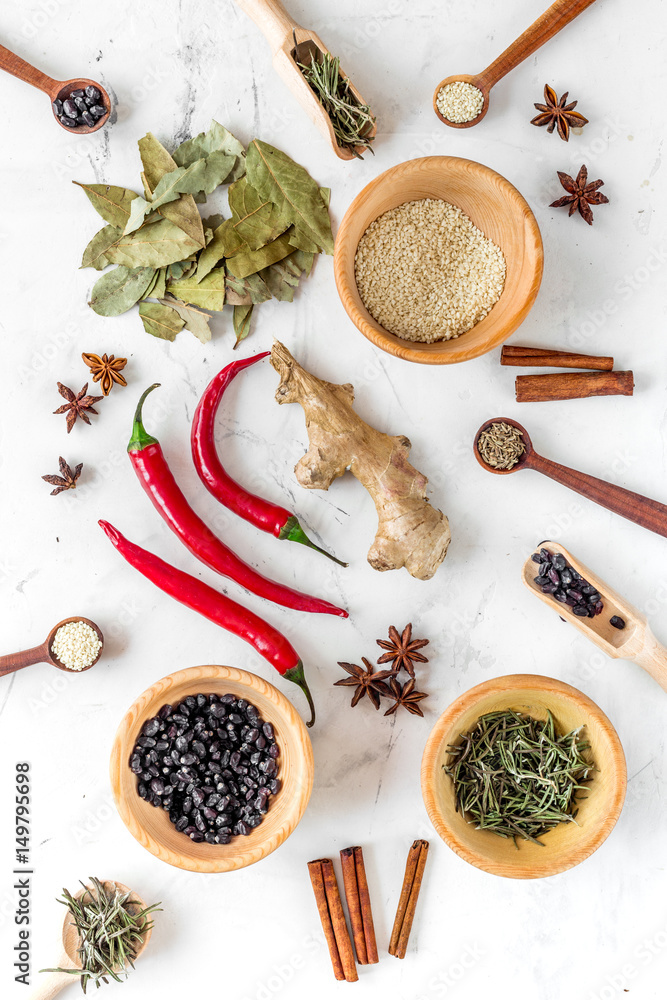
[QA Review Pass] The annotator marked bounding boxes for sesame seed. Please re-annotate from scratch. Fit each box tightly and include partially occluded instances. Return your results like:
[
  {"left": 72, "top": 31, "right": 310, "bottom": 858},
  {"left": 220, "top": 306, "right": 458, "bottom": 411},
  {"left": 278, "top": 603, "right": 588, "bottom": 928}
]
[
  {"left": 51, "top": 620, "right": 101, "bottom": 671},
  {"left": 436, "top": 81, "right": 484, "bottom": 124},
  {"left": 354, "top": 198, "right": 506, "bottom": 344}
]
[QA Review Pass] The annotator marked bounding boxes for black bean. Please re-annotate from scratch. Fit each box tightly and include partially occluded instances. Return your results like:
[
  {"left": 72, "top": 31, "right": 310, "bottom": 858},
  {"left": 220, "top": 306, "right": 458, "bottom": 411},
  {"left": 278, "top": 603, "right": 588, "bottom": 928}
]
[
  {"left": 255, "top": 735, "right": 266, "bottom": 749},
  {"left": 52, "top": 99, "right": 63, "bottom": 115},
  {"left": 137, "top": 782, "right": 147, "bottom": 799},
  {"left": 61, "top": 116, "right": 78, "bottom": 128},
  {"left": 610, "top": 616, "right": 626, "bottom": 629},
  {"left": 190, "top": 831, "right": 204, "bottom": 843},
  {"left": 552, "top": 554, "right": 566, "bottom": 571},
  {"left": 269, "top": 744, "right": 280, "bottom": 759},
  {"left": 262, "top": 722, "right": 274, "bottom": 740},
  {"left": 63, "top": 98, "right": 78, "bottom": 118},
  {"left": 269, "top": 779, "right": 281, "bottom": 795},
  {"left": 192, "top": 741, "right": 206, "bottom": 758},
  {"left": 150, "top": 778, "right": 165, "bottom": 796},
  {"left": 70, "top": 88, "right": 84, "bottom": 98},
  {"left": 573, "top": 605, "right": 590, "bottom": 616},
  {"left": 180, "top": 753, "right": 197, "bottom": 766},
  {"left": 554, "top": 590, "right": 568, "bottom": 603},
  {"left": 90, "top": 104, "right": 107, "bottom": 119},
  {"left": 235, "top": 821, "right": 250, "bottom": 836},
  {"left": 192, "top": 788, "right": 205, "bottom": 807},
  {"left": 531, "top": 552, "right": 543, "bottom": 564},
  {"left": 85, "top": 85, "right": 101, "bottom": 101},
  {"left": 560, "top": 569, "right": 573, "bottom": 587},
  {"left": 541, "top": 583, "right": 558, "bottom": 594}
]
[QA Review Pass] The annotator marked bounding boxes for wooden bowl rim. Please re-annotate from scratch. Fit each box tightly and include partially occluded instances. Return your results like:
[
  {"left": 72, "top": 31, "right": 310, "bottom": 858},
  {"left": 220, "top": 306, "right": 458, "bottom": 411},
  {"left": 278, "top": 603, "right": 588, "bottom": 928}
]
[
  {"left": 421, "top": 673, "right": 627, "bottom": 878},
  {"left": 334, "top": 155, "right": 543, "bottom": 365},
  {"left": 110, "top": 665, "right": 314, "bottom": 873}
]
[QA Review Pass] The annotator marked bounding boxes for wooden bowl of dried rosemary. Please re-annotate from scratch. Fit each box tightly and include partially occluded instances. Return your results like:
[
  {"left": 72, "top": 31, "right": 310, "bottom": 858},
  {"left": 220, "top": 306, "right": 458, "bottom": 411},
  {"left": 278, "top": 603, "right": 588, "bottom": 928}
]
[
  {"left": 334, "top": 156, "right": 543, "bottom": 365},
  {"left": 421, "top": 674, "right": 626, "bottom": 878},
  {"left": 110, "top": 665, "right": 314, "bottom": 873}
]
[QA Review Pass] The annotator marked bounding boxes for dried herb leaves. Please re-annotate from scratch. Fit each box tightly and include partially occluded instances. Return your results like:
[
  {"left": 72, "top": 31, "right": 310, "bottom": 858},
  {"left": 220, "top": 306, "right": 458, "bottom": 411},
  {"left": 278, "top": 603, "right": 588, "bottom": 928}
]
[{"left": 77, "top": 122, "right": 333, "bottom": 346}]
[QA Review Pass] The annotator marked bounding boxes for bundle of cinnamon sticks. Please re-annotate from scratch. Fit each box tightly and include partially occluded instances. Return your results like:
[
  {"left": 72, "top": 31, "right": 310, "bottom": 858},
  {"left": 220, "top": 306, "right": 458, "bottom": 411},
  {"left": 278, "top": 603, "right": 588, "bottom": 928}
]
[
  {"left": 307, "top": 839, "right": 429, "bottom": 981},
  {"left": 500, "top": 346, "right": 634, "bottom": 402}
]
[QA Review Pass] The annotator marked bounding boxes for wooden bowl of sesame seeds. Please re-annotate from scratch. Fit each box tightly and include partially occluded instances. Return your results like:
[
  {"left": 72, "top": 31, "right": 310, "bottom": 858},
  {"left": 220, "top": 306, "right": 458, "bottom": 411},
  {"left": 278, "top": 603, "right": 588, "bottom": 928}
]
[{"left": 334, "top": 156, "right": 543, "bottom": 365}]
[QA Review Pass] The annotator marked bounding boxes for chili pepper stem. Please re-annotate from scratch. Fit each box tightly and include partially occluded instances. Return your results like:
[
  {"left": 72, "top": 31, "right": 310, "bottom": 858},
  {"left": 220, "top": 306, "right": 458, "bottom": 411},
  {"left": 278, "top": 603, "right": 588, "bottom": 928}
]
[
  {"left": 284, "top": 660, "right": 316, "bottom": 728},
  {"left": 128, "top": 384, "right": 161, "bottom": 452},
  {"left": 279, "top": 515, "right": 348, "bottom": 567}
]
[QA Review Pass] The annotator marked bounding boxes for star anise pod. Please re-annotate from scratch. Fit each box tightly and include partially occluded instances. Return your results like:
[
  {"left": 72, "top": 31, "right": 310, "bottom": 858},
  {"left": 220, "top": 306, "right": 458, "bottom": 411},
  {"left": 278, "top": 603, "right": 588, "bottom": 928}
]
[
  {"left": 531, "top": 84, "right": 588, "bottom": 142},
  {"left": 550, "top": 164, "right": 609, "bottom": 225},
  {"left": 334, "top": 658, "right": 394, "bottom": 710},
  {"left": 53, "top": 382, "right": 104, "bottom": 433},
  {"left": 376, "top": 623, "right": 429, "bottom": 678},
  {"left": 82, "top": 352, "right": 128, "bottom": 396},
  {"left": 42, "top": 456, "right": 83, "bottom": 495},
  {"left": 383, "top": 677, "right": 429, "bottom": 718}
]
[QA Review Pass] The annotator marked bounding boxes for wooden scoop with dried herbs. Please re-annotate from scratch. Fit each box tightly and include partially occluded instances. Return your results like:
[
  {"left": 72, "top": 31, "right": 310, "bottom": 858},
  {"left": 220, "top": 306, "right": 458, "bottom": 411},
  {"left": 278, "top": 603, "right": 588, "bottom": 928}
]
[
  {"left": 444, "top": 709, "right": 594, "bottom": 846},
  {"left": 75, "top": 121, "right": 333, "bottom": 347},
  {"left": 40, "top": 877, "right": 160, "bottom": 993}
]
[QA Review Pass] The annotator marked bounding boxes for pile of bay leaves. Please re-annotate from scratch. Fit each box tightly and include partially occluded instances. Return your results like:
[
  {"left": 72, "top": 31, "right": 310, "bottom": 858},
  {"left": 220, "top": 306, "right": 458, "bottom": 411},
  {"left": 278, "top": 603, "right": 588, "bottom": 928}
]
[{"left": 76, "top": 121, "right": 334, "bottom": 346}]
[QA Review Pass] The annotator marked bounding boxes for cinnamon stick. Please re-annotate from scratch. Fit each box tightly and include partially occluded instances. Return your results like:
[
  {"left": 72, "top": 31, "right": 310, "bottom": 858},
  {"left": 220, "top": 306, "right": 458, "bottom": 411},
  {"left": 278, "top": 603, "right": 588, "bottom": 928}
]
[
  {"left": 515, "top": 370, "right": 634, "bottom": 402},
  {"left": 340, "top": 846, "right": 378, "bottom": 965},
  {"left": 501, "top": 345, "right": 614, "bottom": 370},
  {"left": 388, "top": 839, "right": 429, "bottom": 960},
  {"left": 308, "top": 858, "right": 358, "bottom": 982}
]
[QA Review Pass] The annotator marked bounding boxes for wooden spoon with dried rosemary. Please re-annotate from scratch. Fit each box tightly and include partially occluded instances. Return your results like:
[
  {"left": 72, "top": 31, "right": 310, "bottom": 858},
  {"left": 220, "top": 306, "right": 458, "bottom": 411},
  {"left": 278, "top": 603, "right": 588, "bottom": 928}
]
[{"left": 37, "top": 878, "right": 160, "bottom": 996}]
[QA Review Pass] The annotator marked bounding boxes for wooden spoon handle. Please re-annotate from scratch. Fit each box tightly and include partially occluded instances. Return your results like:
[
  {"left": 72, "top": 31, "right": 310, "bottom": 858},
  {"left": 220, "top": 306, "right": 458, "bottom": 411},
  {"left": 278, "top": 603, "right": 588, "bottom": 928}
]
[
  {"left": 478, "top": 0, "right": 598, "bottom": 91},
  {"left": 27, "top": 969, "right": 77, "bottom": 999},
  {"left": 0, "top": 643, "right": 49, "bottom": 676},
  {"left": 0, "top": 43, "right": 57, "bottom": 95},
  {"left": 528, "top": 453, "right": 667, "bottom": 538},
  {"left": 631, "top": 628, "right": 667, "bottom": 693},
  {"left": 234, "top": 0, "right": 301, "bottom": 54}
]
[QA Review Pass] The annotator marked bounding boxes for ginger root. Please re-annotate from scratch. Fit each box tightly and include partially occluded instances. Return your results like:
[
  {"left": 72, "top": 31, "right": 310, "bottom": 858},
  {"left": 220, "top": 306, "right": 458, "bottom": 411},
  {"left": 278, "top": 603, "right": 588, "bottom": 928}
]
[{"left": 270, "top": 341, "right": 451, "bottom": 580}]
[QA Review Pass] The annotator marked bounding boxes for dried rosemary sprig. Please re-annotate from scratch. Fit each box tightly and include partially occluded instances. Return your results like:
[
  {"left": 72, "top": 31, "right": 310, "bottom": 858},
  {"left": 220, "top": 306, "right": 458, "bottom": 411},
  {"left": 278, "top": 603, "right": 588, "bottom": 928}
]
[
  {"left": 444, "top": 709, "right": 594, "bottom": 846},
  {"left": 40, "top": 877, "right": 161, "bottom": 993},
  {"left": 296, "top": 47, "right": 375, "bottom": 157}
]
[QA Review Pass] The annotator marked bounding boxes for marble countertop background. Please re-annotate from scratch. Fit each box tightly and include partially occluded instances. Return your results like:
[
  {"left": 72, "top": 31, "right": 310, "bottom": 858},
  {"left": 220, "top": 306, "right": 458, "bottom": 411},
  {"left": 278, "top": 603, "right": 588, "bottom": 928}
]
[{"left": 1, "top": 1, "right": 667, "bottom": 997}]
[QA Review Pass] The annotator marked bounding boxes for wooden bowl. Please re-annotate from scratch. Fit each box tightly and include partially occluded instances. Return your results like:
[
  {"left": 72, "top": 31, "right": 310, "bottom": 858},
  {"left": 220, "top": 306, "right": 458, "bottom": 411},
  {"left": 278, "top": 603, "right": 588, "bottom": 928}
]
[
  {"left": 110, "top": 665, "right": 314, "bottom": 873},
  {"left": 334, "top": 156, "right": 543, "bottom": 365},
  {"left": 421, "top": 674, "right": 626, "bottom": 878}
]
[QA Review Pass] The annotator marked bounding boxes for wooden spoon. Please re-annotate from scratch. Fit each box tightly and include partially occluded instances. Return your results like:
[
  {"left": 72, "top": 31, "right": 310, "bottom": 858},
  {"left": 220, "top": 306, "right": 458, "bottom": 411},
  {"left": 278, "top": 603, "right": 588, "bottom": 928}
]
[
  {"left": 0, "top": 617, "right": 104, "bottom": 677},
  {"left": 30, "top": 881, "right": 152, "bottom": 1000},
  {"left": 473, "top": 417, "right": 667, "bottom": 539},
  {"left": 0, "top": 43, "right": 110, "bottom": 134},
  {"left": 234, "top": 0, "right": 376, "bottom": 159},
  {"left": 521, "top": 541, "right": 667, "bottom": 692},
  {"left": 433, "top": 0, "right": 598, "bottom": 128}
]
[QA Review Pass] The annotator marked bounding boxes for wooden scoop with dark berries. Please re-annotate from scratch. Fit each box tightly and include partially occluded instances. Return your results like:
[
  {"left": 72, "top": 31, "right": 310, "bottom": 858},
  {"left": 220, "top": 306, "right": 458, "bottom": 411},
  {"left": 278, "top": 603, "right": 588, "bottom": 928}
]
[{"left": 522, "top": 541, "right": 667, "bottom": 693}]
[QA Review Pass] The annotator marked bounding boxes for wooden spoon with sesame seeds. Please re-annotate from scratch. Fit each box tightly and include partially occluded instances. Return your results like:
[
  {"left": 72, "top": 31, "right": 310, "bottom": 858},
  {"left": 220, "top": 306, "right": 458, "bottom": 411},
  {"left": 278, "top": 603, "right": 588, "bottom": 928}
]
[
  {"left": 433, "top": 0, "right": 598, "bottom": 128},
  {"left": 473, "top": 416, "right": 667, "bottom": 539},
  {"left": 0, "top": 617, "right": 103, "bottom": 677}
]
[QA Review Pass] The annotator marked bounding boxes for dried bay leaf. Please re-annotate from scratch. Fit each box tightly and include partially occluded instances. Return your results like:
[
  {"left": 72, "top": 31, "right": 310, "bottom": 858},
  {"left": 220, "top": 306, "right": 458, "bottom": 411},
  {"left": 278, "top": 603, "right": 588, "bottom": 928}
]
[
  {"left": 124, "top": 156, "right": 237, "bottom": 234},
  {"left": 225, "top": 229, "right": 294, "bottom": 279},
  {"left": 104, "top": 218, "right": 202, "bottom": 268},
  {"left": 194, "top": 219, "right": 247, "bottom": 283},
  {"left": 138, "top": 132, "right": 205, "bottom": 247},
  {"left": 225, "top": 269, "right": 271, "bottom": 305},
  {"left": 260, "top": 251, "right": 310, "bottom": 302},
  {"left": 166, "top": 267, "right": 227, "bottom": 311},
  {"left": 89, "top": 266, "right": 156, "bottom": 317},
  {"left": 233, "top": 304, "right": 253, "bottom": 348},
  {"left": 139, "top": 301, "right": 185, "bottom": 341},
  {"left": 202, "top": 213, "right": 226, "bottom": 231},
  {"left": 73, "top": 182, "right": 139, "bottom": 228},
  {"left": 81, "top": 224, "right": 122, "bottom": 270},
  {"left": 173, "top": 121, "right": 246, "bottom": 182},
  {"left": 143, "top": 267, "right": 167, "bottom": 301},
  {"left": 246, "top": 139, "right": 333, "bottom": 255},
  {"left": 159, "top": 295, "right": 212, "bottom": 344},
  {"left": 229, "top": 177, "right": 290, "bottom": 251}
]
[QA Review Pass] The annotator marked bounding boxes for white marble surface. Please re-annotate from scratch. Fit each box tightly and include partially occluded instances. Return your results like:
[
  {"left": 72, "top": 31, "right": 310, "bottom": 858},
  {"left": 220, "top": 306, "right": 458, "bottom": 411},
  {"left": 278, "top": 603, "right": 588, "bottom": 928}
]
[{"left": 2, "top": 0, "right": 667, "bottom": 997}]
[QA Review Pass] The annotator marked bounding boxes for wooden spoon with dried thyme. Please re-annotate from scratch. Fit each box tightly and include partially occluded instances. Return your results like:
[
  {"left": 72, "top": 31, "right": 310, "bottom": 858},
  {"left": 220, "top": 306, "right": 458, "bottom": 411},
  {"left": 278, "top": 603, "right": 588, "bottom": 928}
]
[{"left": 39, "top": 878, "right": 160, "bottom": 995}]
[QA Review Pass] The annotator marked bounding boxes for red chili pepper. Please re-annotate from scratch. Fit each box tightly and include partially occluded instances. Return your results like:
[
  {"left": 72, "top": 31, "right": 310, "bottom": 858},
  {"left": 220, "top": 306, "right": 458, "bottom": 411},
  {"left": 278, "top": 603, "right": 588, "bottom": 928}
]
[
  {"left": 191, "top": 353, "right": 346, "bottom": 566},
  {"left": 99, "top": 520, "right": 316, "bottom": 726},
  {"left": 128, "top": 383, "right": 347, "bottom": 619}
]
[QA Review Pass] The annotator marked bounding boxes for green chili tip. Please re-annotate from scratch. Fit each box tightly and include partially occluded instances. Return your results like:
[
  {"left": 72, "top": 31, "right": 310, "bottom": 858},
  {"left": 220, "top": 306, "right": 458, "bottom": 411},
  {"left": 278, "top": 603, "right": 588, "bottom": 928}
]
[
  {"left": 279, "top": 515, "right": 347, "bottom": 567},
  {"left": 127, "top": 384, "right": 161, "bottom": 453},
  {"left": 284, "top": 660, "right": 316, "bottom": 728}
]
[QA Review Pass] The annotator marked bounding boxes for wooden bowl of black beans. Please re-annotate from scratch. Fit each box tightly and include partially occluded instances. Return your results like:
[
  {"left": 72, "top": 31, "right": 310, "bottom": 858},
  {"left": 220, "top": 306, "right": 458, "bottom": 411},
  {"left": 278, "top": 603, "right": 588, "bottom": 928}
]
[{"left": 110, "top": 665, "right": 314, "bottom": 873}]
